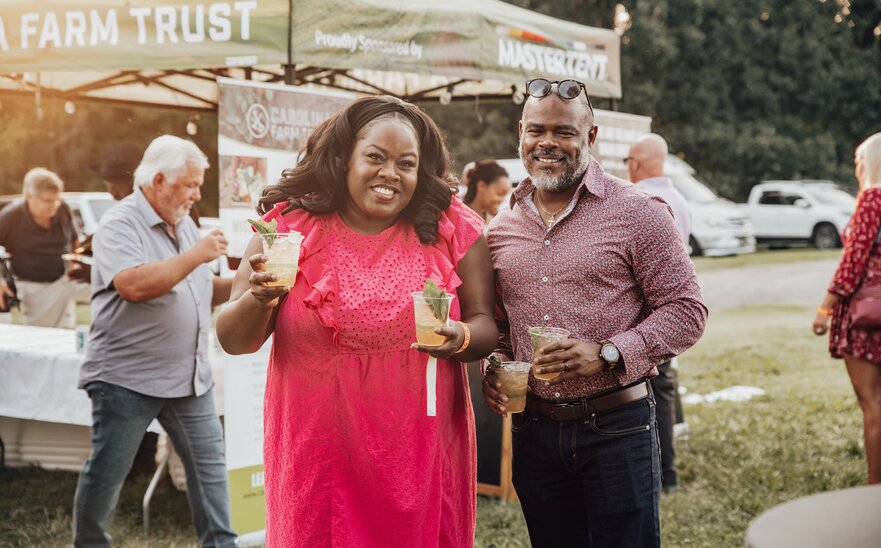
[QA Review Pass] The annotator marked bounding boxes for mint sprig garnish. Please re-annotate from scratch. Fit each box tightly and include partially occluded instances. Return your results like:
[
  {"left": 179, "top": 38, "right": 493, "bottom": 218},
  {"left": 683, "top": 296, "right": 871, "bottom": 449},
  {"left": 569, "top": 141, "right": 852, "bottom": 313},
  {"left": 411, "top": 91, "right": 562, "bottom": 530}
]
[
  {"left": 423, "top": 279, "right": 450, "bottom": 322},
  {"left": 247, "top": 218, "right": 278, "bottom": 247}
]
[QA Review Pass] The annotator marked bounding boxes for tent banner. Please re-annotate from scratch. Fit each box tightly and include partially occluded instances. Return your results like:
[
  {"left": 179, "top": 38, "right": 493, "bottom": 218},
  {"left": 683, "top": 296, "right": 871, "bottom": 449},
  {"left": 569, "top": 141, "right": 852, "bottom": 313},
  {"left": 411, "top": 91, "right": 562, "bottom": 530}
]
[
  {"left": 0, "top": 0, "right": 290, "bottom": 72},
  {"left": 0, "top": 0, "right": 621, "bottom": 99},
  {"left": 291, "top": 0, "right": 621, "bottom": 98},
  {"left": 217, "top": 77, "right": 353, "bottom": 258}
]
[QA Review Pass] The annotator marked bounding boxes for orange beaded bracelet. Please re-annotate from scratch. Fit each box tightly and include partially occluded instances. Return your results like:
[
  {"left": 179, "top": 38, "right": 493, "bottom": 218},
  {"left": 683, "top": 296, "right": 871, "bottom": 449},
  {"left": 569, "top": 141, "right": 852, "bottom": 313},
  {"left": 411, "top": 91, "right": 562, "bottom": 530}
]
[
  {"left": 455, "top": 321, "right": 471, "bottom": 354},
  {"left": 817, "top": 307, "right": 833, "bottom": 318}
]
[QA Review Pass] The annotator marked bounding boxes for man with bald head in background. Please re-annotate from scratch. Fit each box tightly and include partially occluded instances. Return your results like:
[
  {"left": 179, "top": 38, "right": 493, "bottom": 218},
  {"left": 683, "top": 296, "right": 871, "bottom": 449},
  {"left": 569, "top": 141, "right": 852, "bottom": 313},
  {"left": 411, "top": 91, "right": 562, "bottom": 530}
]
[
  {"left": 626, "top": 133, "right": 691, "bottom": 493},
  {"left": 626, "top": 134, "right": 690, "bottom": 246}
]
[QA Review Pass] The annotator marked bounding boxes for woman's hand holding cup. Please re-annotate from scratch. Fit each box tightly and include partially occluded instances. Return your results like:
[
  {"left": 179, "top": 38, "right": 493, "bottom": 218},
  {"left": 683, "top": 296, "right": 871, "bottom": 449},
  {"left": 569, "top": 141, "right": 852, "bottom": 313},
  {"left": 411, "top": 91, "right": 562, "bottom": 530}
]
[{"left": 248, "top": 252, "right": 289, "bottom": 309}]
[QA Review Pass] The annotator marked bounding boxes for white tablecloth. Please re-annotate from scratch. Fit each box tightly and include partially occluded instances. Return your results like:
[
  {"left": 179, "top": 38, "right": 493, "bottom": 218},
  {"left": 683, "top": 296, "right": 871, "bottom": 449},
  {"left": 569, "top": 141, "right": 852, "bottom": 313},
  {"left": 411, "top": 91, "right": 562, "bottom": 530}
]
[
  {"left": 0, "top": 323, "right": 227, "bottom": 428},
  {"left": 0, "top": 324, "right": 90, "bottom": 425}
]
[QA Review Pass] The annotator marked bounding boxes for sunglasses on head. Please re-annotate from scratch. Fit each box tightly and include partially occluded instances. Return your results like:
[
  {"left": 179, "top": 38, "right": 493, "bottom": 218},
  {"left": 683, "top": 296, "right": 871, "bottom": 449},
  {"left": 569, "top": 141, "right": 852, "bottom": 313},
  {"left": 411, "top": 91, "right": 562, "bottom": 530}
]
[{"left": 525, "top": 78, "right": 594, "bottom": 111}]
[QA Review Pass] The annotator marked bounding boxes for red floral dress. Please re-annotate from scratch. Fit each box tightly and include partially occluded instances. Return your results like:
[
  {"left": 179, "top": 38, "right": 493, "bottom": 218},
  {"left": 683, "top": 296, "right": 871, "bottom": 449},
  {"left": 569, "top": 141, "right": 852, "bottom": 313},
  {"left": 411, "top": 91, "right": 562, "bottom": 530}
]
[{"left": 829, "top": 187, "right": 881, "bottom": 362}]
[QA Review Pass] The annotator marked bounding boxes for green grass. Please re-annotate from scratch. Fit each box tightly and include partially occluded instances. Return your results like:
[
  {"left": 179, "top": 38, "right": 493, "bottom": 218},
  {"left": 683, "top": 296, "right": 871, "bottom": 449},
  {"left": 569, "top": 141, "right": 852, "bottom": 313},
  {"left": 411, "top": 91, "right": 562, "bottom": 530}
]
[
  {"left": 1, "top": 306, "right": 867, "bottom": 546},
  {"left": 693, "top": 248, "right": 841, "bottom": 272},
  {"left": 0, "top": 468, "right": 194, "bottom": 547}
]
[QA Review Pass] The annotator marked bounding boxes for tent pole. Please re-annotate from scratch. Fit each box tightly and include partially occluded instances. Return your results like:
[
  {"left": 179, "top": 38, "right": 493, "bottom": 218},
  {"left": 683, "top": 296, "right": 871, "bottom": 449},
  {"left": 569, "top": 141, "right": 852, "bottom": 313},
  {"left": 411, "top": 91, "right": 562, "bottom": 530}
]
[{"left": 285, "top": 0, "right": 295, "bottom": 85}]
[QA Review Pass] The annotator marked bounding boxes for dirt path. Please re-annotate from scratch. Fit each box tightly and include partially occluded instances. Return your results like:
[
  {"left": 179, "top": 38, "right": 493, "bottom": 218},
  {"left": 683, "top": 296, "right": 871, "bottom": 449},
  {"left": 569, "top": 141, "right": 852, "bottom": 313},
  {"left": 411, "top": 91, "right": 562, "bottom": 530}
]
[{"left": 696, "top": 259, "right": 839, "bottom": 312}]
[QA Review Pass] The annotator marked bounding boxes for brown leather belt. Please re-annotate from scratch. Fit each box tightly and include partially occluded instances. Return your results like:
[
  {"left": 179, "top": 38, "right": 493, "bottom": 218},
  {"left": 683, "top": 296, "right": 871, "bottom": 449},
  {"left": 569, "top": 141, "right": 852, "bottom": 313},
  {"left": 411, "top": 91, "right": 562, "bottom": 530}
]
[{"left": 526, "top": 381, "right": 651, "bottom": 421}]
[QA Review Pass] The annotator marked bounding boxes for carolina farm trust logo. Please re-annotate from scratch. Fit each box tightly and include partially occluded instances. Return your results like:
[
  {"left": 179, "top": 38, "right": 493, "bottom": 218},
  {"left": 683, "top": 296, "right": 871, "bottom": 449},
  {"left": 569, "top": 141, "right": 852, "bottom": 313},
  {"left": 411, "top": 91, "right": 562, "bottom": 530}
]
[{"left": 246, "top": 103, "right": 270, "bottom": 139}]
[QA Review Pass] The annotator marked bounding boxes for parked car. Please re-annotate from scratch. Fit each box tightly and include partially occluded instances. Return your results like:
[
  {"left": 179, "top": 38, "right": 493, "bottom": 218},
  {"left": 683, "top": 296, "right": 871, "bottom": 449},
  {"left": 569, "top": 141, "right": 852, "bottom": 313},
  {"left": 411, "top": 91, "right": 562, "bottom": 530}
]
[
  {"left": 0, "top": 192, "right": 117, "bottom": 238},
  {"left": 740, "top": 180, "right": 855, "bottom": 249},
  {"left": 666, "top": 155, "right": 756, "bottom": 257}
]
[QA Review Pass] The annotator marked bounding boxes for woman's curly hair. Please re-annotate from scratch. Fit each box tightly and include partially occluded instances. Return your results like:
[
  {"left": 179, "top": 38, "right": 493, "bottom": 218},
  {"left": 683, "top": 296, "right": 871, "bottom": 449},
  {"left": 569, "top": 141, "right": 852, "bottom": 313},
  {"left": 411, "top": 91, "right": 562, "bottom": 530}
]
[{"left": 258, "top": 95, "right": 456, "bottom": 244}]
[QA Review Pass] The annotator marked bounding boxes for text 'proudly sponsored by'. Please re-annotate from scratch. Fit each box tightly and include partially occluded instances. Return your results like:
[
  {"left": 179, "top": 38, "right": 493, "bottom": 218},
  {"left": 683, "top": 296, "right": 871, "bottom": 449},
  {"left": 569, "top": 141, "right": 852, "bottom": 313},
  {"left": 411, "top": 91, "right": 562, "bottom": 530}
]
[{"left": 314, "top": 29, "right": 423, "bottom": 60}]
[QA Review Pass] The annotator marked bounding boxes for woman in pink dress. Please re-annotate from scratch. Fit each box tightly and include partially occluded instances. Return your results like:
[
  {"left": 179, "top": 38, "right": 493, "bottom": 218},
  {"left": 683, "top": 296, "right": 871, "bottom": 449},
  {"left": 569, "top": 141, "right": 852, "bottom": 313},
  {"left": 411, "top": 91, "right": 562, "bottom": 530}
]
[
  {"left": 217, "top": 95, "right": 497, "bottom": 546},
  {"left": 814, "top": 132, "right": 881, "bottom": 484}
]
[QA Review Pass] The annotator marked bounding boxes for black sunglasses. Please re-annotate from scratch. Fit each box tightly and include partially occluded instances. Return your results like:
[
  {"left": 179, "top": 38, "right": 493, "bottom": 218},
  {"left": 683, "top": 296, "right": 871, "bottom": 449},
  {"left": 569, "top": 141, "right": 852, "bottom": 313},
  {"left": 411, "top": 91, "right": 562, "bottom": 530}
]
[{"left": 525, "top": 78, "right": 594, "bottom": 112}]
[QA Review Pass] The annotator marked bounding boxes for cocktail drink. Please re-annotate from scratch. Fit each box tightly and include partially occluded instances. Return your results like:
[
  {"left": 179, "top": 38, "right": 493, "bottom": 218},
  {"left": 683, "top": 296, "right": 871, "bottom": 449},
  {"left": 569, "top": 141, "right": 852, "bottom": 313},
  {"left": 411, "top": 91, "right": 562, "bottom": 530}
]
[
  {"left": 259, "top": 232, "right": 303, "bottom": 289},
  {"left": 528, "top": 326, "right": 571, "bottom": 381},
  {"left": 411, "top": 292, "right": 454, "bottom": 346},
  {"left": 495, "top": 361, "right": 531, "bottom": 413}
]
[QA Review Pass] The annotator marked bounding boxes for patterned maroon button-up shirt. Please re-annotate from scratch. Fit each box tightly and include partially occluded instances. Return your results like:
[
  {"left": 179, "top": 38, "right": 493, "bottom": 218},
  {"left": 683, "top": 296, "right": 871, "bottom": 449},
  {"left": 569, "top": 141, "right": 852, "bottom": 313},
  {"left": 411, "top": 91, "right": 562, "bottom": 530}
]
[{"left": 486, "top": 158, "right": 707, "bottom": 401}]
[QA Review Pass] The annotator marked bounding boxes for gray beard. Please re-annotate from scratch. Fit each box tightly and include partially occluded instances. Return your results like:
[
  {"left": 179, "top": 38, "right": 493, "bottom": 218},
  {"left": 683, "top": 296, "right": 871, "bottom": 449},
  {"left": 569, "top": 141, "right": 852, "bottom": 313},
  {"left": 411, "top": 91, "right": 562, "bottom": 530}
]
[{"left": 520, "top": 145, "right": 591, "bottom": 193}]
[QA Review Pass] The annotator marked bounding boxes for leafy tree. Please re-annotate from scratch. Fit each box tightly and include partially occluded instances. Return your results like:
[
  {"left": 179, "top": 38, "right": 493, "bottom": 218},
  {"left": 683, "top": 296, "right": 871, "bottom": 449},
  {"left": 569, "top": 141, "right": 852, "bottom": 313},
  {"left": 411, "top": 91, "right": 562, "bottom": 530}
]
[
  {"left": 0, "top": 97, "right": 219, "bottom": 215},
  {"left": 505, "top": 0, "right": 881, "bottom": 199}
]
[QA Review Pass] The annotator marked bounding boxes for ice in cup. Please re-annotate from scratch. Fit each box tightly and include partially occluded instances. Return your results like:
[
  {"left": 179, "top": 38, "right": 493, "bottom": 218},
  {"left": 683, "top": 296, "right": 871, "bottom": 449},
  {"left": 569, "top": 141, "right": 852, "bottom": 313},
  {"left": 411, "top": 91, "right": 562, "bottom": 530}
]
[
  {"left": 412, "top": 292, "right": 454, "bottom": 346},
  {"left": 528, "top": 326, "right": 571, "bottom": 381},
  {"left": 495, "top": 361, "right": 531, "bottom": 413},
  {"left": 259, "top": 232, "right": 303, "bottom": 289}
]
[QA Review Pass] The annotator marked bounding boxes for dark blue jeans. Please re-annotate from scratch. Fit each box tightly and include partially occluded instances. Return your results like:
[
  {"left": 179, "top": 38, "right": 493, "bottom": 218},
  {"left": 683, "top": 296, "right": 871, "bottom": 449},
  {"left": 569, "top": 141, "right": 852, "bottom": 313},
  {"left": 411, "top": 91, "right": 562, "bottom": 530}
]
[
  {"left": 72, "top": 381, "right": 236, "bottom": 548},
  {"left": 511, "top": 394, "right": 660, "bottom": 548}
]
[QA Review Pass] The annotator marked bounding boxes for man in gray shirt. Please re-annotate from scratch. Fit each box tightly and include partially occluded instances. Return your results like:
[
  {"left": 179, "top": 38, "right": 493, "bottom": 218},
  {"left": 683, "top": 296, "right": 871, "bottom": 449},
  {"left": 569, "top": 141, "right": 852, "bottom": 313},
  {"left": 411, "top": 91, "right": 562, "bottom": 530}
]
[{"left": 73, "top": 135, "right": 235, "bottom": 547}]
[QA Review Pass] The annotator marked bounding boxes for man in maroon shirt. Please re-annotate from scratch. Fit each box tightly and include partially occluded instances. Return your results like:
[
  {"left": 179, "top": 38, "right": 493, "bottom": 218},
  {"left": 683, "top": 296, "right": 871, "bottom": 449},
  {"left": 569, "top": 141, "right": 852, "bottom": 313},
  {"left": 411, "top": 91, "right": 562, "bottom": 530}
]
[{"left": 483, "top": 79, "right": 707, "bottom": 547}]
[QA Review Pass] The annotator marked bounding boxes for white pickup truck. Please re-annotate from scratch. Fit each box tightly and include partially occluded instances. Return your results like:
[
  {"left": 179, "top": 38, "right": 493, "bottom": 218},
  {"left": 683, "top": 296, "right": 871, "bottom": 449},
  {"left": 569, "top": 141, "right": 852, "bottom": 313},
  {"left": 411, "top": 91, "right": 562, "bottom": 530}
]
[{"left": 740, "top": 181, "right": 856, "bottom": 249}]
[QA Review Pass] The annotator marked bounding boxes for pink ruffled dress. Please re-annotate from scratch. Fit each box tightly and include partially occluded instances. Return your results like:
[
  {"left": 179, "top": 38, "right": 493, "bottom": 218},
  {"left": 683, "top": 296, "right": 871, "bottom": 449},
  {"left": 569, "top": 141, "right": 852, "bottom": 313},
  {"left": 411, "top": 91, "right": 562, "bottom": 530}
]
[{"left": 260, "top": 198, "right": 483, "bottom": 547}]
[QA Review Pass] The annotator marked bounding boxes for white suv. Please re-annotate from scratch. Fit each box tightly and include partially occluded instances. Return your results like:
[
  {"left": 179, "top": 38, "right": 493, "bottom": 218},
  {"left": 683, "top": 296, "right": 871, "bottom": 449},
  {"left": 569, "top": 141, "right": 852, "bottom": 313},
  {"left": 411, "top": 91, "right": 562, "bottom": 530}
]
[{"left": 666, "top": 156, "right": 756, "bottom": 257}]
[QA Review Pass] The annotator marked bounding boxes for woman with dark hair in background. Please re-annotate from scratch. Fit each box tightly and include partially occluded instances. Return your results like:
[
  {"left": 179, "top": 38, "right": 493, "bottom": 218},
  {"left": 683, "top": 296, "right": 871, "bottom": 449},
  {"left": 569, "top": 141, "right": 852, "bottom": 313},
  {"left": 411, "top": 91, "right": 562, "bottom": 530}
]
[
  {"left": 461, "top": 160, "right": 512, "bottom": 225},
  {"left": 216, "top": 95, "right": 497, "bottom": 546},
  {"left": 814, "top": 132, "right": 881, "bottom": 484}
]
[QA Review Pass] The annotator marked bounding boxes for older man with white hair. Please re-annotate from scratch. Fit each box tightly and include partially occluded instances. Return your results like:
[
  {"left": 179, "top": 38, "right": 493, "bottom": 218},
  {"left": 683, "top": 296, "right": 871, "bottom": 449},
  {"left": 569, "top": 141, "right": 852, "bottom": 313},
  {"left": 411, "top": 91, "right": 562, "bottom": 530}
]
[
  {"left": 0, "top": 167, "right": 89, "bottom": 326},
  {"left": 73, "top": 135, "right": 236, "bottom": 547}
]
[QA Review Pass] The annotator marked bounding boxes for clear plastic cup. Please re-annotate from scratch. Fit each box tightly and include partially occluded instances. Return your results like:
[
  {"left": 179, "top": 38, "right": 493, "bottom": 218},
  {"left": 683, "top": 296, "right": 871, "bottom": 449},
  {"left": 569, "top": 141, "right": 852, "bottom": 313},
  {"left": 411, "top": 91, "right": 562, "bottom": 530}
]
[
  {"left": 411, "top": 292, "right": 454, "bottom": 346},
  {"left": 495, "top": 361, "right": 531, "bottom": 413},
  {"left": 528, "top": 326, "right": 571, "bottom": 380},
  {"left": 259, "top": 232, "right": 303, "bottom": 289}
]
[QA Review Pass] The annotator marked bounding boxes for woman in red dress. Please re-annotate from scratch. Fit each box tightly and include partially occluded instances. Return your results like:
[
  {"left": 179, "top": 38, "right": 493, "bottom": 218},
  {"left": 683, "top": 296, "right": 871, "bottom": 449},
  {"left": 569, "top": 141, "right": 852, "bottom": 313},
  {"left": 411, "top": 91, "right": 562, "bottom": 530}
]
[
  {"left": 814, "top": 132, "right": 881, "bottom": 484},
  {"left": 217, "top": 96, "right": 497, "bottom": 546}
]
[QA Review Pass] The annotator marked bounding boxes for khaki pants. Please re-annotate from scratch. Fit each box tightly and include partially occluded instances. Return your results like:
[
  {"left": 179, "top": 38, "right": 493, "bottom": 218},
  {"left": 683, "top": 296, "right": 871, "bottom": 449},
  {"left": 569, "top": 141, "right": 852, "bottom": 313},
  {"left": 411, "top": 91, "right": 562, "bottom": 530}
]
[{"left": 15, "top": 276, "right": 90, "bottom": 329}]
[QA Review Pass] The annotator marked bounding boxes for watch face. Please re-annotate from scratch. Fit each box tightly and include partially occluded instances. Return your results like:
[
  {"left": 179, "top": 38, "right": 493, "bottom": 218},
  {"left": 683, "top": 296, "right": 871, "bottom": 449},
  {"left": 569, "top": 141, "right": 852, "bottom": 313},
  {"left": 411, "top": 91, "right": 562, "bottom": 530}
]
[{"left": 602, "top": 344, "right": 620, "bottom": 362}]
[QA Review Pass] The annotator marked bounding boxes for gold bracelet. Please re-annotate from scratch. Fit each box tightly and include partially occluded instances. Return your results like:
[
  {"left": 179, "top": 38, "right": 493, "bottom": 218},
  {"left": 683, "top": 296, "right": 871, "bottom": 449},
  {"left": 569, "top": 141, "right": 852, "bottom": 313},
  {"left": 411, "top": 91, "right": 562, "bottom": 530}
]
[
  {"left": 817, "top": 306, "right": 833, "bottom": 318},
  {"left": 455, "top": 321, "right": 471, "bottom": 354}
]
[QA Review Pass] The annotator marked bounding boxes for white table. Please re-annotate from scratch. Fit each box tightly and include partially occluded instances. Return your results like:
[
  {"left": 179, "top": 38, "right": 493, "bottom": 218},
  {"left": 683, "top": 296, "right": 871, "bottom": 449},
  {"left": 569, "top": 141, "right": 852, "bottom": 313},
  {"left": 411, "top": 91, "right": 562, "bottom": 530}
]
[
  {"left": 0, "top": 323, "right": 226, "bottom": 471},
  {"left": 745, "top": 484, "right": 881, "bottom": 548}
]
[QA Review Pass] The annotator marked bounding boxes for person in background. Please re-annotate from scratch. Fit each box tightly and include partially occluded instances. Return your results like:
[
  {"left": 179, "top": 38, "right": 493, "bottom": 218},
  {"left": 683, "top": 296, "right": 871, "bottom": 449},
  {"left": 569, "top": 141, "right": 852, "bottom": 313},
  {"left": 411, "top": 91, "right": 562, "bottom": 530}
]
[
  {"left": 92, "top": 143, "right": 142, "bottom": 200},
  {"left": 483, "top": 78, "right": 706, "bottom": 547},
  {"left": 216, "top": 95, "right": 497, "bottom": 547},
  {"left": 461, "top": 160, "right": 513, "bottom": 226},
  {"left": 73, "top": 135, "right": 235, "bottom": 547},
  {"left": 625, "top": 133, "right": 692, "bottom": 492},
  {"left": 813, "top": 132, "right": 881, "bottom": 485},
  {"left": 0, "top": 168, "right": 89, "bottom": 327}
]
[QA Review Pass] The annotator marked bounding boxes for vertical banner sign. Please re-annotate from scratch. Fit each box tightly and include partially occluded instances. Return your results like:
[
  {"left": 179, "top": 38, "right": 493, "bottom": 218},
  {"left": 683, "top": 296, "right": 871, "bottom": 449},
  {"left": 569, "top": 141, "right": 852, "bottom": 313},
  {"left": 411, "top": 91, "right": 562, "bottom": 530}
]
[
  {"left": 217, "top": 78, "right": 353, "bottom": 537},
  {"left": 217, "top": 77, "right": 354, "bottom": 260}
]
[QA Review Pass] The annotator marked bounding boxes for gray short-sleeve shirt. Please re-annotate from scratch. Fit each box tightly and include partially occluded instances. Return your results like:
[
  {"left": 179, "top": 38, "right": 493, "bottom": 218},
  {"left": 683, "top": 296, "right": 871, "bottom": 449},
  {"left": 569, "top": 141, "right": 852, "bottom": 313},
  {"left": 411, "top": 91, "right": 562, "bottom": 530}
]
[{"left": 78, "top": 189, "right": 214, "bottom": 398}]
